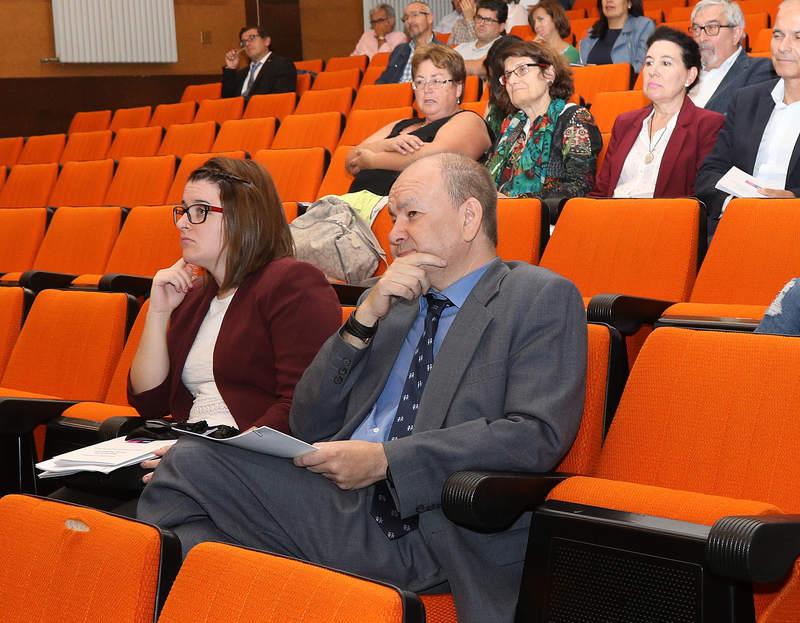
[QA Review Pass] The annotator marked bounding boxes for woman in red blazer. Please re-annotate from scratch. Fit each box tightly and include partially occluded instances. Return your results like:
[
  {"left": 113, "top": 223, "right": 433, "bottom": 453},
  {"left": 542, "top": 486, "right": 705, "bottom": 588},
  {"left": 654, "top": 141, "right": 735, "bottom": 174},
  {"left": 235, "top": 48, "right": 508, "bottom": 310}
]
[
  {"left": 592, "top": 26, "right": 725, "bottom": 199},
  {"left": 129, "top": 157, "right": 341, "bottom": 482}
]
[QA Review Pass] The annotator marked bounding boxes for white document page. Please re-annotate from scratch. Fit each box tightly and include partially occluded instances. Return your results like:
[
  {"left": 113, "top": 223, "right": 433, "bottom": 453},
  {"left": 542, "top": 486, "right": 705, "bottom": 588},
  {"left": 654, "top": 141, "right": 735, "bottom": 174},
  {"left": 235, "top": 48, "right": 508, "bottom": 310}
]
[
  {"left": 36, "top": 438, "right": 176, "bottom": 477},
  {"left": 715, "top": 166, "right": 764, "bottom": 198},
  {"left": 176, "top": 426, "right": 317, "bottom": 458}
]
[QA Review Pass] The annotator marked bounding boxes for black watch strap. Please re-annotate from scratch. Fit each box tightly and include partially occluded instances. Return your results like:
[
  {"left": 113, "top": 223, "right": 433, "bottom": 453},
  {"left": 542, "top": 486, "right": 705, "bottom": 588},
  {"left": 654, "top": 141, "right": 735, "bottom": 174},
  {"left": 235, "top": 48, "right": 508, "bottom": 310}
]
[{"left": 344, "top": 311, "right": 378, "bottom": 343}]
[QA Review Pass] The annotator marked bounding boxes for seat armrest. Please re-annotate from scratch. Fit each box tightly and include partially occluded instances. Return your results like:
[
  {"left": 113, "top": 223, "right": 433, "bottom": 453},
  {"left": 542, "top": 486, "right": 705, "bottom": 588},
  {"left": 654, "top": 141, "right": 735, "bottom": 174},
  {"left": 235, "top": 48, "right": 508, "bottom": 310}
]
[
  {"left": 98, "top": 273, "right": 153, "bottom": 297},
  {"left": 0, "top": 398, "right": 78, "bottom": 434},
  {"left": 442, "top": 471, "right": 573, "bottom": 532},
  {"left": 98, "top": 415, "right": 144, "bottom": 440},
  {"left": 19, "top": 271, "right": 79, "bottom": 292},
  {"left": 655, "top": 315, "right": 759, "bottom": 332},
  {"left": 706, "top": 514, "right": 800, "bottom": 583},
  {"left": 587, "top": 294, "right": 675, "bottom": 335}
]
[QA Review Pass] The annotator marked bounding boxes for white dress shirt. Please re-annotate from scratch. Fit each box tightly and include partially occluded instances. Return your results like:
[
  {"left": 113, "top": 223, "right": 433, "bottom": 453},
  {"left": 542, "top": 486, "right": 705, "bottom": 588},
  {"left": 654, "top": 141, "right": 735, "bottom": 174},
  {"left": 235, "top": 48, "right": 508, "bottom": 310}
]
[
  {"left": 689, "top": 47, "right": 741, "bottom": 108},
  {"left": 240, "top": 51, "right": 272, "bottom": 96},
  {"left": 613, "top": 109, "right": 679, "bottom": 198},
  {"left": 455, "top": 36, "right": 501, "bottom": 60},
  {"left": 752, "top": 79, "right": 800, "bottom": 190}
]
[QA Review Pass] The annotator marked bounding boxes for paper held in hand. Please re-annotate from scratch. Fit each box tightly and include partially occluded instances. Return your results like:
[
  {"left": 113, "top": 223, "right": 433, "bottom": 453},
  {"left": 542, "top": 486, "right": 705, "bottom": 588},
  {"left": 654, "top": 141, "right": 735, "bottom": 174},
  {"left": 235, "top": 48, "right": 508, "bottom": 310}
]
[
  {"left": 36, "top": 437, "right": 177, "bottom": 478},
  {"left": 175, "top": 425, "right": 317, "bottom": 458},
  {"left": 715, "top": 166, "right": 764, "bottom": 198}
]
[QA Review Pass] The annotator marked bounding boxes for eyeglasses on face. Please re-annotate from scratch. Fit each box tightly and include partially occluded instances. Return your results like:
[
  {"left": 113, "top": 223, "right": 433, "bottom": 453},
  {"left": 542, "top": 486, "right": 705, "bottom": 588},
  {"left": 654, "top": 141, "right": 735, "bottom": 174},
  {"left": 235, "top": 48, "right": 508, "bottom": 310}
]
[
  {"left": 499, "top": 62, "right": 548, "bottom": 86},
  {"left": 173, "top": 203, "right": 224, "bottom": 225},
  {"left": 474, "top": 14, "right": 500, "bottom": 24},
  {"left": 689, "top": 22, "right": 736, "bottom": 36},
  {"left": 412, "top": 77, "right": 455, "bottom": 90},
  {"left": 370, "top": 16, "right": 389, "bottom": 24},
  {"left": 402, "top": 10, "right": 430, "bottom": 21},
  {"left": 239, "top": 33, "right": 261, "bottom": 47}
]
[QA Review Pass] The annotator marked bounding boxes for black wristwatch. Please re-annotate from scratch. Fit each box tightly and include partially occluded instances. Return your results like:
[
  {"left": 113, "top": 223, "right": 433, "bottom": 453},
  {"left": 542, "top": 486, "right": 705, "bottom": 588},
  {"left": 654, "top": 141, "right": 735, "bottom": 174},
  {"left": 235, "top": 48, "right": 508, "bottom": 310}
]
[{"left": 344, "top": 311, "right": 378, "bottom": 344}]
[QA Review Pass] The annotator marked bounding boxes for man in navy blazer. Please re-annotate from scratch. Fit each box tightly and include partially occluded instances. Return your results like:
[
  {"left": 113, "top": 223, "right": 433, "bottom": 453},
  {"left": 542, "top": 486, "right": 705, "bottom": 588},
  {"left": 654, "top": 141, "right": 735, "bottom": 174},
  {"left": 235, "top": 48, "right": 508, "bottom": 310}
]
[
  {"left": 221, "top": 25, "right": 296, "bottom": 100},
  {"left": 688, "top": 0, "right": 775, "bottom": 114},
  {"left": 377, "top": 1, "right": 442, "bottom": 83},
  {"left": 696, "top": 0, "right": 800, "bottom": 238}
]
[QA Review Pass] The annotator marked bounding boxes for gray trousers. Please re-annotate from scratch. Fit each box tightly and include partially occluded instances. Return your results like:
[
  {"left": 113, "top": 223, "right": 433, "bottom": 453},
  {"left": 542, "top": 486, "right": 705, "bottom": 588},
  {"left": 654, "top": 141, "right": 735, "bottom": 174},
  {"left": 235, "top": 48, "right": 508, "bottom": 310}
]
[{"left": 137, "top": 437, "right": 448, "bottom": 594}]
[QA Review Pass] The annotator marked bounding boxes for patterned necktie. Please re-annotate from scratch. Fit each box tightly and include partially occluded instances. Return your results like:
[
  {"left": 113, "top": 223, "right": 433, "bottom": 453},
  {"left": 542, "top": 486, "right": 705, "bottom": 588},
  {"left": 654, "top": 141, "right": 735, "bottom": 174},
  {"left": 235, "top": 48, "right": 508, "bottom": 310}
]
[
  {"left": 244, "top": 61, "right": 261, "bottom": 96},
  {"left": 370, "top": 294, "right": 454, "bottom": 540}
]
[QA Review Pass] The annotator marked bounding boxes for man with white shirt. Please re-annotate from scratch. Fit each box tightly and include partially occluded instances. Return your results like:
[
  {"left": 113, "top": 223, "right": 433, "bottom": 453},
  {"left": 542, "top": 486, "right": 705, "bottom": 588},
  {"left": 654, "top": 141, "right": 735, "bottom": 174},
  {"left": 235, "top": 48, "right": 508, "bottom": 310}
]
[
  {"left": 222, "top": 25, "right": 297, "bottom": 100},
  {"left": 696, "top": 0, "right": 800, "bottom": 238},
  {"left": 688, "top": 0, "right": 774, "bottom": 114},
  {"left": 454, "top": 0, "right": 507, "bottom": 76}
]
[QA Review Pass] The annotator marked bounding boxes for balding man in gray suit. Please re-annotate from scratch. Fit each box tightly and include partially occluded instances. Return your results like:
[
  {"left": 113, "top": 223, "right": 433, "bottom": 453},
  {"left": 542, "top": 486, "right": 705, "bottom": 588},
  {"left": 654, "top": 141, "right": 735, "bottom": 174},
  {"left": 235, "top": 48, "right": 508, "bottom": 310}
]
[{"left": 137, "top": 153, "right": 587, "bottom": 623}]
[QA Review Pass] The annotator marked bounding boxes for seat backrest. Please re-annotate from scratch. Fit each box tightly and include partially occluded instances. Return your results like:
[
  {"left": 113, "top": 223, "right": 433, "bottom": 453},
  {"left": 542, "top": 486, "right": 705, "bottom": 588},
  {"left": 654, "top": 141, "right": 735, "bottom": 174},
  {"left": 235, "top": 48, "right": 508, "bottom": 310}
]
[
  {"left": 496, "top": 198, "right": 547, "bottom": 264},
  {"left": 0, "top": 287, "right": 27, "bottom": 379},
  {"left": 690, "top": 198, "right": 800, "bottom": 305},
  {"left": 595, "top": 328, "right": 800, "bottom": 514},
  {"left": 462, "top": 75, "right": 481, "bottom": 102},
  {"left": 751, "top": 27, "right": 772, "bottom": 52},
  {"left": 571, "top": 64, "right": 631, "bottom": 106},
  {"left": 312, "top": 68, "right": 361, "bottom": 91},
  {"left": 243, "top": 92, "right": 297, "bottom": 121},
  {"left": 253, "top": 147, "right": 327, "bottom": 202},
  {"left": 68, "top": 109, "right": 112, "bottom": 133},
  {"left": 181, "top": 82, "right": 222, "bottom": 103},
  {"left": 49, "top": 159, "right": 115, "bottom": 207},
  {"left": 110, "top": 106, "right": 153, "bottom": 131},
  {"left": 666, "top": 5, "right": 692, "bottom": 20},
  {"left": 1, "top": 289, "right": 129, "bottom": 400},
  {"left": 104, "top": 298, "right": 150, "bottom": 405},
  {"left": 296, "top": 72, "right": 312, "bottom": 98},
  {"left": 0, "top": 137, "right": 24, "bottom": 167},
  {"left": 31, "top": 206, "right": 121, "bottom": 275},
  {"left": 460, "top": 101, "right": 487, "bottom": 116},
  {"left": 569, "top": 16, "right": 596, "bottom": 41},
  {"left": 156, "top": 542, "right": 422, "bottom": 623},
  {"left": 282, "top": 201, "right": 298, "bottom": 223},
  {"left": 352, "top": 83, "right": 414, "bottom": 110},
  {"left": 105, "top": 155, "right": 176, "bottom": 207},
  {"left": 271, "top": 112, "right": 342, "bottom": 154},
  {"left": 326, "top": 55, "right": 368, "bottom": 72},
  {"left": 60, "top": 130, "right": 112, "bottom": 163},
  {"left": 104, "top": 206, "right": 181, "bottom": 279},
  {"left": 509, "top": 24, "right": 535, "bottom": 39},
  {"left": 108, "top": 126, "right": 164, "bottom": 159},
  {"left": 540, "top": 198, "right": 701, "bottom": 302},
  {"left": 194, "top": 96, "right": 244, "bottom": 124},
  {"left": 590, "top": 90, "right": 649, "bottom": 134},
  {"left": 165, "top": 151, "right": 247, "bottom": 204},
  {"left": 369, "top": 51, "right": 390, "bottom": 67},
  {"left": 295, "top": 59, "right": 324, "bottom": 73},
  {"left": 0, "top": 494, "right": 180, "bottom": 623},
  {"left": 0, "top": 208, "right": 47, "bottom": 273},
  {"left": 212, "top": 117, "right": 276, "bottom": 155},
  {"left": 317, "top": 145, "right": 354, "bottom": 198},
  {"left": 340, "top": 107, "right": 413, "bottom": 146},
  {"left": 0, "top": 163, "right": 59, "bottom": 208},
  {"left": 150, "top": 102, "right": 197, "bottom": 128},
  {"left": 361, "top": 64, "right": 385, "bottom": 86},
  {"left": 295, "top": 87, "right": 354, "bottom": 116},
  {"left": 158, "top": 121, "right": 217, "bottom": 158},
  {"left": 17, "top": 133, "right": 66, "bottom": 165}
]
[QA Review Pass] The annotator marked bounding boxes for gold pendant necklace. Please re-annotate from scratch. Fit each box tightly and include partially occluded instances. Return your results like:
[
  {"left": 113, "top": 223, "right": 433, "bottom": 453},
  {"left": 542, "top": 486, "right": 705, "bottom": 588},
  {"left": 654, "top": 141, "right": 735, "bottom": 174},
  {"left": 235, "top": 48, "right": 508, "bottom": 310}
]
[{"left": 645, "top": 116, "right": 667, "bottom": 164}]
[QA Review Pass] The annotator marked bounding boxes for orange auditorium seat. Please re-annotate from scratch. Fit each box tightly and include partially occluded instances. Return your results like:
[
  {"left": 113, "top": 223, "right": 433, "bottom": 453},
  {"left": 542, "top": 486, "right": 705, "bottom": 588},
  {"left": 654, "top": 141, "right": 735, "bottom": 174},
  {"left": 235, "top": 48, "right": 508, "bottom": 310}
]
[
  {"left": 0, "top": 137, "right": 24, "bottom": 166},
  {"left": 295, "top": 87, "right": 354, "bottom": 116},
  {"left": 0, "top": 208, "right": 47, "bottom": 275},
  {"left": 590, "top": 90, "right": 649, "bottom": 134},
  {"left": 48, "top": 159, "right": 115, "bottom": 207},
  {"left": 462, "top": 75, "right": 481, "bottom": 102},
  {"left": 509, "top": 24, "right": 535, "bottom": 39},
  {"left": 158, "top": 121, "right": 217, "bottom": 158},
  {"left": 317, "top": 145, "right": 354, "bottom": 198},
  {"left": 243, "top": 92, "right": 296, "bottom": 121},
  {"left": 751, "top": 27, "right": 772, "bottom": 53},
  {"left": 0, "top": 163, "right": 59, "bottom": 208},
  {"left": 295, "top": 59, "right": 324, "bottom": 73},
  {"left": 254, "top": 148, "right": 327, "bottom": 202},
  {"left": 212, "top": 118, "right": 276, "bottom": 154},
  {"left": 104, "top": 155, "right": 176, "bottom": 207},
  {"left": 326, "top": 55, "right": 368, "bottom": 72},
  {"left": 181, "top": 82, "right": 222, "bottom": 103},
  {"left": 460, "top": 101, "right": 487, "bottom": 116},
  {"left": 496, "top": 198, "right": 547, "bottom": 264},
  {"left": 271, "top": 112, "right": 342, "bottom": 155},
  {"left": 296, "top": 72, "right": 312, "bottom": 98},
  {"left": 340, "top": 107, "right": 414, "bottom": 145},
  {"left": 569, "top": 17, "right": 597, "bottom": 41},
  {"left": 150, "top": 102, "right": 197, "bottom": 128},
  {"left": 361, "top": 64, "right": 385, "bottom": 86},
  {"left": 0, "top": 287, "right": 27, "bottom": 379},
  {"left": 165, "top": 151, "right": 246, "bottom": 204},
  {"left": 60, "top": 130, "right": 112, "bottom": 163},
  {"left": 571, "top": 63, "right": 632, "bottom": 106},
  {"left": 353, "top": 83, "right": 414, "bottom": 110},
  {"left": 17, "top": 133, "right": 66, "bottom": 165},
  {"left": 369, "top": 51, "right": 391, "bottom": 67},
  {"left": 194, "top": 96, "right": 244, "bottom": 124},
  {"left": 108, "top": 126, "right": 164, "bottom": 159},
  {"left": 68, "top": 109, "right": 112, "bottom": 133},
  {"left": 110, "top": 106, "right": 152, "bottom": 131},
  {"left": 312, "top": 68, "right": 362, "bottom": 91}
]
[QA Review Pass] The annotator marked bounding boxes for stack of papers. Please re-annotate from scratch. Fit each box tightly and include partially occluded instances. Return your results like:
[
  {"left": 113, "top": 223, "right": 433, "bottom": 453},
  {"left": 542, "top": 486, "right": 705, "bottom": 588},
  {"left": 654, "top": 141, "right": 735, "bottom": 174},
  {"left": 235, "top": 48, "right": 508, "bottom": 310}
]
[
  {"left": 36, "top": 437, "right": 177, "bottom": 478},
  {"left": 715, "top": 166, "right": 764, "bottom": 198},
  {"left": 176, "top": 425, "right": 317, "bottom": 458}
]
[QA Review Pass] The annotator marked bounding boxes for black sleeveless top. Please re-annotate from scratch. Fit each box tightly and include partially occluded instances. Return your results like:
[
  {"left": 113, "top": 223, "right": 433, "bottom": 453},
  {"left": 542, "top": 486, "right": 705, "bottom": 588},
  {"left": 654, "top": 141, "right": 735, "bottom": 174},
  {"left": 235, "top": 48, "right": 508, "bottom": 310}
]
[
  {"left": 587, "top": 28, "right": 621, "bottom": 65},
  {"left": 349, "top": 111, "right": 466, "bottom": 196}
]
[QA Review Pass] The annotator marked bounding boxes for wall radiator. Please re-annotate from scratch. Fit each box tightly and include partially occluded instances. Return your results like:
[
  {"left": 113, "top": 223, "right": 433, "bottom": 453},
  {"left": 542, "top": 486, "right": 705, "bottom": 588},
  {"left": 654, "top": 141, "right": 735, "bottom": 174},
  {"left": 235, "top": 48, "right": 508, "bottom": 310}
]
[
  {"left": 362, "top": 0, "right": 454, "bottom": 33},
  {"left": 52, "top": 0, "right": 178, "bottom": 63}
]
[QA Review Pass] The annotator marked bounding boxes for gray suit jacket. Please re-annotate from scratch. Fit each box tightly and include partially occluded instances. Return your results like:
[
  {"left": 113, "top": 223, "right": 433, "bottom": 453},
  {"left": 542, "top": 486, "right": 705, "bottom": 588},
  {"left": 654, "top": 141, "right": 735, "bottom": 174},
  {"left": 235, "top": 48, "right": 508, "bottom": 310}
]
[
  {"left": 290, "top": 258, "right": 587, "bottom": 623},
  {"left": 704, "top": 51, "right": 776, "bottom": 115}
]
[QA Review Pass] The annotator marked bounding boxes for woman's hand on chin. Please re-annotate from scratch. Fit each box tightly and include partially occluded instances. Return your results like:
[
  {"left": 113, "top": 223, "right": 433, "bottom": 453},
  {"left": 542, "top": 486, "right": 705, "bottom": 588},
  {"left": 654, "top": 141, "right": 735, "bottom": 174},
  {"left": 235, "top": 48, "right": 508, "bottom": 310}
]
[{"left": 149, "top": 259, "right": 198, "bottom": 314}]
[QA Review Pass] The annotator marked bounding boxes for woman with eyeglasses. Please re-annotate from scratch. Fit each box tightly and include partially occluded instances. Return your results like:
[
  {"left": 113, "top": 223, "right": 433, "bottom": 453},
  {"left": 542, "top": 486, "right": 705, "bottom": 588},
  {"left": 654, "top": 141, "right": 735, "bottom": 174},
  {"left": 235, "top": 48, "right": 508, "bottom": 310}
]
[
  {"left": 592, "top": 27, "right": 724, "bottom": 199},
  {"left": 128, "top": 157, "right": 341, "bottom": 482},
  {"left": 579, "top": 0, "right": 655, "bottom": 74},
  {"left": 347, "top": 45, "right": 492, "bottom": 196},
  {"left": 485, "top": 40, "right": 601, "bottom": 218}
]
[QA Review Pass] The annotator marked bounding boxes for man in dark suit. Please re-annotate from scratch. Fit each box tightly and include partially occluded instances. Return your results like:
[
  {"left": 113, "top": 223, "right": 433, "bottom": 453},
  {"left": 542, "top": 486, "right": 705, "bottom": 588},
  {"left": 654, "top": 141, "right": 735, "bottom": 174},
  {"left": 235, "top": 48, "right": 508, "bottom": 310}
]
[
  {"left": 696, "top": 0, "right": 800, "bottom": 238},
  {"left": 137, "top": 153, "right": 587, "bottom": 623},
  {"left": 221, "top": 25, "right": 296, "bottom": 99},
  {"left": 688, "top": 0, "right": 775, "bottom": 114},
  {"left": 377, "top": 2, "right": 442, "bottom": 83}
]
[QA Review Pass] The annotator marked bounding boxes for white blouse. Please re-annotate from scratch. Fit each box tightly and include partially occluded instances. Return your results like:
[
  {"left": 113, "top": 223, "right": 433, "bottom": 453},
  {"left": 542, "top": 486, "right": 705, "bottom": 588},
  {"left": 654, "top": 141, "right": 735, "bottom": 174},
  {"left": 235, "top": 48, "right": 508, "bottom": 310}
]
[{"left": 181, "top": 290, "right": 239, "bottom": 428}]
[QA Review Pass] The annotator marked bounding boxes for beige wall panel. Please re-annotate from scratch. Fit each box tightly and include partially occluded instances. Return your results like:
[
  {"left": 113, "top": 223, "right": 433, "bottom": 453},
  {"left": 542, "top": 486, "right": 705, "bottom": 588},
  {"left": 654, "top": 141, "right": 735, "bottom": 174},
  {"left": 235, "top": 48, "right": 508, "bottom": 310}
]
[{"left": 299, "top": 0, "right": 363, "bottom": 60}]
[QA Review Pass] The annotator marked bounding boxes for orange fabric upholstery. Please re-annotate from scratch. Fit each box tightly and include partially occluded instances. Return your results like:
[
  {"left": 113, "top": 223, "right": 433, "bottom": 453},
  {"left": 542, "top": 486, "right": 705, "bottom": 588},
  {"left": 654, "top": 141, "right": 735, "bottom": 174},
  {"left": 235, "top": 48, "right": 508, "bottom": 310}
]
[
  {"left": 271, "top": 112, "right": 342, "bottom": 154},
  {"left": 752, "top": 28, "right": 773, "bottom": 52},
  {"left": 370, "top": 52, "right": 390, "bottom": 67},
  {"left": 0, "top": 136, "right": 24, "bottom": 166},
  {"left": 312, "top": 68, "right": 361, "bottom": 91},
  {"left": 253, "top": 148, "right": 327, "bottom": 202},
  {"left": 0, "top": 288, "right": 25, "bottom": 379},
  {"left": 150, "top": 102, "right": 197, "bottom": 128},
  {"left": 326, "top": 55, "right": 368, "bottom": 72},
  {"left": 60, "top": 130, "right": 112, "bottom": 163},
  {"left": 590, "top": 90, "right": 648, "bottom": 134},
  {"left": 17, "top": 133, "right": 66, "bottom": 165},
  {"left": 0, "top": 290, "right": 128, "bottom": 400},
  {"left": 371, "top": 205, "right": 395, "bottom": 269},
  {"left": 105, "top": 155, "right": 176, "bottom": 207},
  {"left": 568, "top": 17, "right": 596, "bottom": 41},
  {"left": 361, "top": 64, "right": 385, "bottom": 87},
  {"left": 0, "top": 163, "right": 59, "bottom": 208},
  {"left": 243, "top": 92, "right": 297, "bottom": 121},
  {"left": 0, "top": 208, "right": 47, "bottom": 272},
  {"left": 666, "top": 5, "right": 692, "bottom": 20},
  {"left": 571, "top": 63, "right": 631, "bottom": 106},
  {"left": 194, "top": 96, "right": 244, "bottom": 124},
  {"left": 295, "top": 87, "right": 354, "bottom": 116},
  {"left": 317, "top": 145, "right": 354, "bottom": 198},
  {"left": 156, "top": 542, "right": 410, "bottom": 623},
  {"left": 496, "top": 198, "right": 543, "bottom": 264},
  {"left": 460, "top": 101, "right": 487, "bottom": 116},
  {"left": 181, "top": 82, "right": 222, "bottom": 103},
  {"left": 68, "top": 109, "right": 112, "bottom": 133},
  {"left": 165, "top": 151, "right": 246, "bottom": 204},
  {"left": 295, "top": 59, "right": 324, "bottom": 73},
  {"left": 662, "top": 302, "right": 767, "bottom": 322},
  {"left": 158, "top": 121, "right": 217, "bottom": 158},
  {"left": 540, "top": 198, "right": 700, "bottom": 303},
  {"left": 508, "top": 24, "right": 535, "bottom": 39},
  {"left": 353, "top": 83, "right": 414, "bottom": 110},
  {"left": 108, "top": 126, "right": 164, "bottom": 159},
  {"left": 48, "top": 159, "right": 114, "bottom": 207},
  {"left": 282, "top": 201, "right": 298, "bottom": 223},
  {"left": 340, "top": 107, "right": 414, "bottom": 145},
  {"left": 420, "top": 594, "right": 458, "bottom": 623},
  {"left": 296, "top": 72, "right": 312, "bottom": 98},
  {"left": 212, "top": 117, "right": 276, "bottom": 154},
  {"left": 340, "top": 304, "right": 355, "bottom": 324},
  {"left": 110, "top": 106, "right": 152, "bottom": 131},
  {"left": 462, "top": 75, "right": 480, "bottom": 102},
  {"left": 0, "top": 494, "right": 169, "bottom": 623}
]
